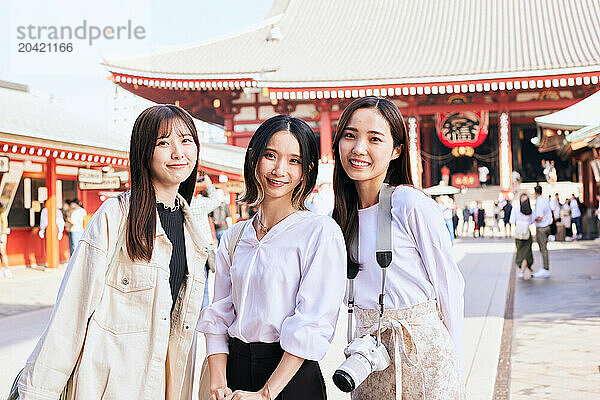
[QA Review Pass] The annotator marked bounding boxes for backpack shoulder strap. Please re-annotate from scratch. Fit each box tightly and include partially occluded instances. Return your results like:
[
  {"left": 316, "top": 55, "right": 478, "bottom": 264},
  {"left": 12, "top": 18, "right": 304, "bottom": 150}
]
[{"left": 228, "top": 220, "right": 248, "bottom": 265}]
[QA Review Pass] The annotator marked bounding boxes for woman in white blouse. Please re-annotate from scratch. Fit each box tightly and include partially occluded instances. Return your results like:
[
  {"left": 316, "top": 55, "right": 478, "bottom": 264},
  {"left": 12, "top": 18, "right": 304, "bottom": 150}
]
[
  {"left": 196, "top": 115, "right": 346, "bottom": 400},
  {"left": 331, "top": 97, "right": 466, "bottom": 399}
]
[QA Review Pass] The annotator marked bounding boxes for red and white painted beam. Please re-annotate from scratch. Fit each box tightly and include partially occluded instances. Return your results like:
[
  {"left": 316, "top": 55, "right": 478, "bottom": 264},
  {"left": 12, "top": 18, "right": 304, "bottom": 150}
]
[
  {"left": 111, "top": 73, "right": 258, "bottom": 91},
  {"left": 0, "top": 142, "right": 128, "bottom": 166},
  {"left": 267, "top": 71, "right": 600, "bottom": 100}
]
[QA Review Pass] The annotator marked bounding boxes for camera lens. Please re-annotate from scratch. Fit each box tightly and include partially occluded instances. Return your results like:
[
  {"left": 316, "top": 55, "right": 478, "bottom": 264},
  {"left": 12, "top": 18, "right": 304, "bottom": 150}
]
[{"left": 333, "top": 369, "right": 355, "bottom": 392}]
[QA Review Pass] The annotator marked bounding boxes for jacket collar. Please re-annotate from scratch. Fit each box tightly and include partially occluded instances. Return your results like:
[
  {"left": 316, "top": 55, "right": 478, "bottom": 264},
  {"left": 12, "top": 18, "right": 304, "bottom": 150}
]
[{"left": 154, "top": 193, "right": 211, "bottom": 252}]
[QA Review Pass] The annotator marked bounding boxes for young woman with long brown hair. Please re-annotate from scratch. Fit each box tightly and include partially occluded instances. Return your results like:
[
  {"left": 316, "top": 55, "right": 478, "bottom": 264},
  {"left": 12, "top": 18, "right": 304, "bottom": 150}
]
[
  {"left": 332, "top": 96, "right": 465, "bottom": 399},
  {"left": 17, "top": 105, "right": 210, "bottom": 399}
]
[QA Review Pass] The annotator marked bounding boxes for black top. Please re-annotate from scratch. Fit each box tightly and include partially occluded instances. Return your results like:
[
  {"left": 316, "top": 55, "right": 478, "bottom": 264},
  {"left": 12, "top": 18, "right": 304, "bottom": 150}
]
[{"left": 157, "top": 202, "right": 187, "bottom": 312}]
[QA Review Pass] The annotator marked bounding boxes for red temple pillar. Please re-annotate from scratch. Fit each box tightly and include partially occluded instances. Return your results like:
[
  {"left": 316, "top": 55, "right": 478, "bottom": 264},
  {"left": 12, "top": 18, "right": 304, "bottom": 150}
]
[
  {"left": 229, "top": 192, "right": 237, "bottom": 223},
  {"left": 45, "top": 157, "right": 59, "bottom": 269},
  {"left": 498, "top": 111, "right": 513, "bottom": 192},
  {"left": 318, "top": 102, "right": 333, "bottom": 162},
  {"left": 224, "top": 113, "right": 235, "bottom": 146}
]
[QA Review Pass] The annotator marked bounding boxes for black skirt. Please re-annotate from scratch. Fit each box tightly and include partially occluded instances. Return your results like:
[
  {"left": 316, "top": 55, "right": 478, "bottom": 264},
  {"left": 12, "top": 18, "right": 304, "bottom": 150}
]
[{"left": 226, "top": 337, "right": 327, "bottom": 400}]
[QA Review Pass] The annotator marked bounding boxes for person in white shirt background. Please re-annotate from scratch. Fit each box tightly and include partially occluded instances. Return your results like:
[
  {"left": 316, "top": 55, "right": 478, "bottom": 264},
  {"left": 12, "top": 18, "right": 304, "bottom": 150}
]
[
  {"left": 332, "top": 96, "right": 465, "bottom": 399},
  {"left": 196, "top": 115, "right": 346, "bottom": 400},
  {"left": 550, "top": 193, "right": 561, "bottom": 222},
  {"left": 478, "top": 164, "right": 489, "bottom": 188},
  {"left": 532, "top": 185, "right": 553, "bottom": 278},
  {"left": 569, "top": 193, "right": 583, "bottom": 240},
  {"left": 38, "top": 202, "right": 65, "bottom": 241},
  {"left": 67, "top": 199, "right": 87, "bottom": 255}
]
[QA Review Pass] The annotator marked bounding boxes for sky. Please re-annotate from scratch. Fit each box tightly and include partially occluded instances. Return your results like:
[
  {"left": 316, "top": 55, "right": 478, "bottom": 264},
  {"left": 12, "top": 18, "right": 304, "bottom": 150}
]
[{"left": 0, "top": 0, "right": 274, "bottom": 132}]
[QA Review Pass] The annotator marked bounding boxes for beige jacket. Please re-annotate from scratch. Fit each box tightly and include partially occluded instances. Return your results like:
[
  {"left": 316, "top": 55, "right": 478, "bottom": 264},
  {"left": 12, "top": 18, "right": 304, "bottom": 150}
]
[{"left": 18, "top": 192, "right": 209, "bottom": 400}]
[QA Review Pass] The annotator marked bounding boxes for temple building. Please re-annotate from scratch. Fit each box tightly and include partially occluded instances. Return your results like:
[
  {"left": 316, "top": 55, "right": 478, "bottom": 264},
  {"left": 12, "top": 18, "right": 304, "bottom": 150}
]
[{"left": 103, "top": 0, "right": 600, "bottom": 197}]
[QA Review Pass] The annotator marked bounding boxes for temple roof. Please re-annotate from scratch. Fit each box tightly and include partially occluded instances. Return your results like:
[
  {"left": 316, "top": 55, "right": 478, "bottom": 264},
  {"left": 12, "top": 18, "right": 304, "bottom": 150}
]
[
  {"left": 0, "top": 82, "right": 128, "bottom": 152},
  {"left": 104, "top": 0, "right": 600, "bottom": 87},
  {"left": 535, "top": 89, "right": 600, "bottom": 129}
]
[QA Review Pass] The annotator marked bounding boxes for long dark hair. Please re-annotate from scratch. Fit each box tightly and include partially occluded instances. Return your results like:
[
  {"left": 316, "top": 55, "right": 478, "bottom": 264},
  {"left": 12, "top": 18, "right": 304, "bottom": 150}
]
[
  {"left": 123, "top": 104, "right": 199, "bottom": 262},
  {"left": 239, "top": 114, "right": 318, "bottom": 209},
  {"left": 520, "top": 194, "right": 532, "bottom": 215},
  {"left": 332, "top": 96, "right": 412, "bottom": 274}
]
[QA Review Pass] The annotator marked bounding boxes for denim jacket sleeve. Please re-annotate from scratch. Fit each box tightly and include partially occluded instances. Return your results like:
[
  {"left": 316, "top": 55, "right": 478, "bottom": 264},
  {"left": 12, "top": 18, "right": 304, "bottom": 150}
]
[{"left": 17, "top": 199, "right": 120, "bottom": 400}]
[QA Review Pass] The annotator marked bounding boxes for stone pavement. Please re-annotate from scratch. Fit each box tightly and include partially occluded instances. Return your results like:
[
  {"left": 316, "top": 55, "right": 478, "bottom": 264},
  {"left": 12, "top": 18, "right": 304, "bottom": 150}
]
[
  {"left": 510, "top": 240, "right": 600, "bottom": 399},
  {"left": 1, "top": 238, "right": 597, "bottom": 399},
  {"left": 0, "top": 264, "right": 66, "bottom": 318}
]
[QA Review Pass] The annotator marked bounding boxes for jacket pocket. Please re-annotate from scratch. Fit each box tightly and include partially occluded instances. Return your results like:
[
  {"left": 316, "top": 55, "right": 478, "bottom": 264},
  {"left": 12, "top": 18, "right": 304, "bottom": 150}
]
[{"left": 94, "top": 263, "right": 157, "bottom": 334}]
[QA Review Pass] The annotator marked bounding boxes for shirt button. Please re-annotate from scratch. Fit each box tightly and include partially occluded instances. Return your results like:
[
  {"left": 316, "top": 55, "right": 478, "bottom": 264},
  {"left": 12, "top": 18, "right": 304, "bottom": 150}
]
[
  {"left": 177, "top": 361, "right": 183, "bottom": 368},
  {"left": 121, "top": 276, "right": 129, "bottom": 285}
]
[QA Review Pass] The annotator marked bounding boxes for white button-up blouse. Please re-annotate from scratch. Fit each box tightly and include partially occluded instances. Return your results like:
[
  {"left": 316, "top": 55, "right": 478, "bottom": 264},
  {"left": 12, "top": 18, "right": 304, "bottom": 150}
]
[
  {"left": 348, "top": 186, "right": 465, "bottom": 362},
  {"left": 196, "top": 211, "right": 347, "bottom": 361}
]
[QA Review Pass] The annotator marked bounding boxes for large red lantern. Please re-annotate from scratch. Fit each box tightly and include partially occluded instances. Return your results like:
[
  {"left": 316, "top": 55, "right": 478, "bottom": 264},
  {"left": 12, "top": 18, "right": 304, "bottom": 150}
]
[{"left": 436, "top": 111, "right": 489, "bottom": 148}]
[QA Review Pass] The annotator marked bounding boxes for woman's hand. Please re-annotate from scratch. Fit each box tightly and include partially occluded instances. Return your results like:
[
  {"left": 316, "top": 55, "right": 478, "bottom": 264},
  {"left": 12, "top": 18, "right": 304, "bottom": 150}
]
[
  {"left": 224, "top": 387, "right": 270, "bottom": 400},
  {"left": 210, "top": 387, "right": 233, "bottom": 400}
]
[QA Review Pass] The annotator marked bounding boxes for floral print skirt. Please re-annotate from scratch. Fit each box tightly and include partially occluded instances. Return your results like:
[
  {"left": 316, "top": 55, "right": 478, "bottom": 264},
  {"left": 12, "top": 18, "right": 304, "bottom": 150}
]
[{"left": 351, "top": 300, "right": 465, "bottom": 400}]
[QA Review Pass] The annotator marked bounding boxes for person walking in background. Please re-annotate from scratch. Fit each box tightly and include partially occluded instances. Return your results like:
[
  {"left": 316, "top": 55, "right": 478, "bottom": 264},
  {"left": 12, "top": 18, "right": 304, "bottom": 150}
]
[
  {"left": 0, "top": 199, "right": 11, "bottom": 278},
  {"left": 502, "top": 199, "right": 513, "bottom": 237},
  {"left": 62, "top": 199, "right": 72, "bottom": 253},
  {"left": 478, "top": 165, "right": 489, "bottom": 188},
  {"left": 493, "top": 201, "right": 502, "bottom": 236},
  {"left": 510, "top": 194, "right": 535, "bottom": 280},
  {"left": 462, "top": 206, "right": 471, "bottom": 236},
  {"left": 211, "top": 197, "right": 232, "bottom": 244},
  {"left": 560, "top": 200, "right": 573, "bottom": 241},
  {"left": 189, "top": 174, "right": 221, "bottom": 310},
  {"left": 452, "top": 200, "right": 460, "bottom": 238},
  {"left": 532, "top": 185, "right": 552, "bottom": 278},
  {"left": 569, "top": 194, "right": 583, "bottom": 240},
  {"left": 38, "top": 202, "right": 65, "bottom": 241},
  {"left": 67, "top": 199, "right": 87, "bottom": 256},
  {"left": 550, "top": 193, "right": 561, "bottom": 221},
  {"left": 475, "top": 202, "right": 486, "bottom": 238},
  {"left": 437, "top": 196, "right": 455, "bottom": 243}
]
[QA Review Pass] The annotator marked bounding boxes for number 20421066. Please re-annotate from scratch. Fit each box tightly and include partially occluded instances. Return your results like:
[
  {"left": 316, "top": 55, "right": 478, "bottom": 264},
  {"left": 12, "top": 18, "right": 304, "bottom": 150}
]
[{"left": 18, "top": 42, "right": 73, "bottom": 52}]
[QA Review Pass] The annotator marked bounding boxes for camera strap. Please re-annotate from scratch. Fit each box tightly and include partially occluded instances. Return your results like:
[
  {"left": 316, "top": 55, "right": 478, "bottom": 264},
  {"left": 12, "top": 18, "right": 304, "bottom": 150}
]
[{"left": 347, "top": 183, "right": 394, "bottom": 345}]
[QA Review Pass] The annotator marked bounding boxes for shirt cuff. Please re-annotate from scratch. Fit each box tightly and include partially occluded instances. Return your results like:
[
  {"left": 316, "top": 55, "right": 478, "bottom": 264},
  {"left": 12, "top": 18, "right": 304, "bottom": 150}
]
[{"left": 205, "top": 333, "right": 229, "bottom": 356}]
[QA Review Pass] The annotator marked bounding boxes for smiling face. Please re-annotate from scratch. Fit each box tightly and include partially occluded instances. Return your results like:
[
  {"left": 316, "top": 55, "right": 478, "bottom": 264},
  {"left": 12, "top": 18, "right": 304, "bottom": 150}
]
[
  {"left": 256, "top": 130, "right": 304, "bottom": 204},
  {"left": 338, "top": 108, "right": 400, "bottom": 186},
  {"left": 150, "top": 118, "right": 198, "bottom": 195}
]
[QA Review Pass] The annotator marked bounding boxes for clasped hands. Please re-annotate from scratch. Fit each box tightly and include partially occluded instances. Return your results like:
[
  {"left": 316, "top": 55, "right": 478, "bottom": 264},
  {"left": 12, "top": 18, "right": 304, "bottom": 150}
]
[{"left": 211, "top": 386, "right": 270, "bottom": 400}]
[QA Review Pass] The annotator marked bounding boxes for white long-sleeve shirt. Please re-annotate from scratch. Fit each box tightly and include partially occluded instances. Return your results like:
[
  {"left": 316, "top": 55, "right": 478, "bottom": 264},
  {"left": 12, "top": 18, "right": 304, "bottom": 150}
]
[
  {"left": 39, "top": 207, "right": 65, "bottom": 236},
  {"left": 509, "top": 203, "right": 535, "bottom": 226},
  {"left": 196, "top": 211, "right": 346, "bottom": 361},
  {"left": 348, "top": 186, "right": 465, "bottom": 362},
  {"left": 569, "top": 198, "right": 582, "bottom": 219},
  {"left": 534, "top": 195, "right": 553, "bottom": 227}
]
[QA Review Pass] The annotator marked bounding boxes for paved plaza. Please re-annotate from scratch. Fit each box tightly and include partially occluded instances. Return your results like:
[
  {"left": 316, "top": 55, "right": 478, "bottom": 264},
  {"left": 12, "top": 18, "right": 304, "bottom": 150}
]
[{"left": 1, "top": 237, "right": 598, "bottom": 399}]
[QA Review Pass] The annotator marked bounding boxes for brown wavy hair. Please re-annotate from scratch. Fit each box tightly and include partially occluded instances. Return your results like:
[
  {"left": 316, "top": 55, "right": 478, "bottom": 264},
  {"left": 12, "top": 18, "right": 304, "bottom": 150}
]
[
  {"left": 122, "top": 105, "right": 199, "bottom": 262},
  {"left": 331, "top": 96, "right": 412, "bottom": 276}
]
